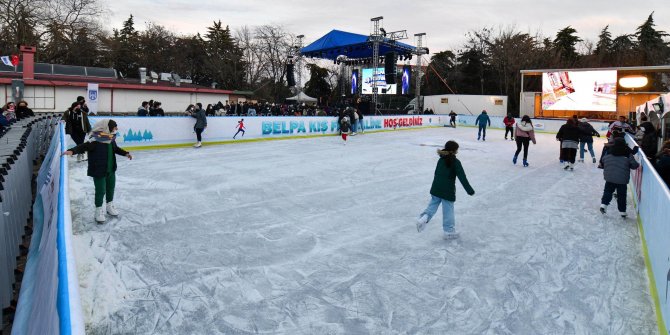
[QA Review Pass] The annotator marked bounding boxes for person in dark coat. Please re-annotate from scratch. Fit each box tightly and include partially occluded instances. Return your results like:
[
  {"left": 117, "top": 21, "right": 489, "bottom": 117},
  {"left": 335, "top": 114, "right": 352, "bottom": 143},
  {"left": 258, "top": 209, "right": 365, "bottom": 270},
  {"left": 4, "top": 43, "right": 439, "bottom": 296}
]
[
  {"left": 15, "top": 101, "right": 34, "bottom": 119},
  {"left": 190, "top": 102, "right": 207, "bottom": 147},
  {"left": 63, "top": 119, "right": 132, "bottom": 223},
  {"left": 63, "top": 101, "right": 92, "bottom": 162},
  {"left": 599, "top": 137, "right": 639, "bottom": 217},
  {"left": 654, "top": 141, "right": 670, "bottom": 188},
  {"left": 556, "top": 118, "right": 581, "bottom": 170},
  {"left": 637, "top": 115, "right": 658, "bottom": 161},
  {"left": 448, "top": 111, "right": 457, "bottom": 128},
  {"left": 137, "top": 101, "right": 149, "bottom": 116},
  {"left": 416, "top": 141, "right": 475, "bottom": 240},
  {"left": 578, "top": 118, "right": 600, "bottom": 163},
  {"left": 475, "top": 110, "right": 491, "bottom": 141}
]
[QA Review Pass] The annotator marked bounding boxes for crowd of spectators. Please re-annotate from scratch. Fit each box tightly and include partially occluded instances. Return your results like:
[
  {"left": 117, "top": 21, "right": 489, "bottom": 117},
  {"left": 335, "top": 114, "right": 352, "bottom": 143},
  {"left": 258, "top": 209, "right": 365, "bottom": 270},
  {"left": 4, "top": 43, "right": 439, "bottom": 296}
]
[{"left": 1, "top": 100, "right": 35, "bottom": 132}]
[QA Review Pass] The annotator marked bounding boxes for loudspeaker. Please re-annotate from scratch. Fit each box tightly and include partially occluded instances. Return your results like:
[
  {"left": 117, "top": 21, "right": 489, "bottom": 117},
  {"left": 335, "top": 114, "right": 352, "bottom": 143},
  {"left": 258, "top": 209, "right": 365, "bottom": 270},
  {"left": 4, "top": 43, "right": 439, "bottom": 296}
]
[
  {"left": 286, "top": 63, "right": 295, "bottom": 86},
  {"left": 384, "top": 52, "right": 396, "bottom": 84}
]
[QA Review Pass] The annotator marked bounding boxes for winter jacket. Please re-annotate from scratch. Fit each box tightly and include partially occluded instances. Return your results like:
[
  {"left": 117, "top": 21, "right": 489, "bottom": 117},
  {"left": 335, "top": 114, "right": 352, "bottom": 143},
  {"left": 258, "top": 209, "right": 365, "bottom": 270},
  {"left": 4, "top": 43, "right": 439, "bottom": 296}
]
[
  {"left": 16, "top": 106, "right": 34, "bottom": 119},
  {"left": 69, "top": 140, "right": 129, "bottom": 178},
  {"left": 515, "top": 121, "right": 536, "bottom": 144},
  {"left": 602, "top": 151, "right": 639, "bottom": 185},
  {"left": 340, "top": 116, "right": 351, "bottom": 133},
  {"left": 429, "top": 151, "right": 475, "bottom": 202},
  {"left": 556, "top": 124, "right": 580, "bottom": 142},
  {"left": 475, "top": 113, "right": 490, "bottom": 127},
  {"left": 137, "top": 107, "right": 148, "bottom": 117},
  {"left": 638, "top": 121, "right": 658, "bottom": 159},
  {"left": 191, "top": 108, "right": 207, "bottom": 129},
  {"left": 578, "top": 122, "right": 600, "bottom": 142},
  {"left": 503, "top": 116, "right": 515, "bottom": 127},
  {"left": 63, "top": 109, "right": 91, "bottom": 135},
  {"left": 654, "top": 151, "right": 670, "bottom": 188}
]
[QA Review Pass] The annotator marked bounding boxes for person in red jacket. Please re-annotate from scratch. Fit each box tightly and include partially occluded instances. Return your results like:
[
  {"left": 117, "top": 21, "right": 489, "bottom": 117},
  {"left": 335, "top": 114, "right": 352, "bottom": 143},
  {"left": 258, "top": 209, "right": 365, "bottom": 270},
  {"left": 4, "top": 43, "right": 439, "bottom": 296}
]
[{"left": 503, "top": 113, "right": 515, "bottom": 140}]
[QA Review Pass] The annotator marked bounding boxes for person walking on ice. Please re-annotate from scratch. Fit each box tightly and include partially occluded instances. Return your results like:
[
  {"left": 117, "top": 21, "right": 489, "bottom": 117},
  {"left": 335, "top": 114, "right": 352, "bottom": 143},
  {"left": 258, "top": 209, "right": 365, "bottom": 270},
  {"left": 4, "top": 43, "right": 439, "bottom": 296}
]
[
  {"left": 416, "top": 140, "right": 475, "bottom": 239},
  {"left": 475, "top": 110, "right": 491, "bottom": 141},
  {"left": 599, "top": 137, "right": 639, "bottom": 218},
  {"left": 233, "top": 118, "right": 246, "bottom": 139},
  {"left": 449, "top": 110, "right": 457, "bottom": 128},
  {"left": 62, "top": 119, "right": 133, "bottom": 223},
  {"left": 503, "top": 113, "right": 515, "bottom": 140},
  {"left": 512, "top": 115, "right": 536, "bottom": 167}
]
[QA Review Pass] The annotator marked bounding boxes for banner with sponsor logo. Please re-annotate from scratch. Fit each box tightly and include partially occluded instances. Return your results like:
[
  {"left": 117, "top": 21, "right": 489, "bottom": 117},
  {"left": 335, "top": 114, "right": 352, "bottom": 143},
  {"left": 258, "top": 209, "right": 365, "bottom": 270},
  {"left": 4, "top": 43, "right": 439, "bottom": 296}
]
[
  {"left": 455, "top": 115, "right": 610, "bottom": 133},
  {"left": 87, "top": 83, "right": 99, "bottom": 115},
  {"left": 87, "top": 115, "right": 446, "bottom": 148}
]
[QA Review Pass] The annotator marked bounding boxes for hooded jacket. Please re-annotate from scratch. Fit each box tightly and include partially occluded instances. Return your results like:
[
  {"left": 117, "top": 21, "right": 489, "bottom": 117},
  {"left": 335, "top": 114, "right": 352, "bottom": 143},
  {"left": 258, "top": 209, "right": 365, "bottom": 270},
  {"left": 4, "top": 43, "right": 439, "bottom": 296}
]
[
  {"left": 429, "top": 150, "right": 475, "bottom": 201},
  {"left": 475, "top": 112, "right": 491, "bottom": 127},
  {"left": 68, "top": 119, "right": 128, "bottom": 178},
  {"left": 515, "top": 121, "right": 536, "bottom": 143},
  {"left": 601, "top": 138, "right": 639, "bottom": 184}
]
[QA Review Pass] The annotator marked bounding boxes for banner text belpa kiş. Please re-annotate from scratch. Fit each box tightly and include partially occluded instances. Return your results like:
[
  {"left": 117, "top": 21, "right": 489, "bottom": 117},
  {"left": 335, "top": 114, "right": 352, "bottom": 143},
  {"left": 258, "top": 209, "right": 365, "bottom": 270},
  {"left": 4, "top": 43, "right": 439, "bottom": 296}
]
[{"left": 261, "top": 117, "right": 424, "bottom": 135}]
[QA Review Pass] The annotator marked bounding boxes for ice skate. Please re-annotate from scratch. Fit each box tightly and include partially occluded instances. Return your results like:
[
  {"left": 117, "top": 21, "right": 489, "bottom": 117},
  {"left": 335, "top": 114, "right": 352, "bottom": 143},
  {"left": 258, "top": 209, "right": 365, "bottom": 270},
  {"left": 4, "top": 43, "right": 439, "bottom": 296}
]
[
  {"left": 592, "top": 157, "right": 597, "bottom": 164},
  {"left": 564, "top": 164, "right": 570, "bottom": 170},
  {"left": 193, "top": 141, "right": 202, "bottom": 148},
  {"left": 512, "top": 155, "right": 518, "bottom": 165},
  {"left": 106, "top": 202, "right": 119, "bottom": 216},
  {"left": 416, "top": 215, "right": 428, "bottom": 232},
  {"left": 599, "top": 204, "right": 607, "bottom": 214},
  {"left": 578, "top": 159, "right": 584, "bottom": 163},
  {"left": 523, "top": 160, "right": 529, "bottom": 167},
  {"left": 443, "top": 231, "right": 460, "bottom": 240},
  {"left": 95, "top": 207, "right": 106, "bottom": 223},
  {"left": 569, "top": 164, "right": 574, "bottom": 171},
  {"left": 620, "top": 211, "right": 627, "bottom": 218}
]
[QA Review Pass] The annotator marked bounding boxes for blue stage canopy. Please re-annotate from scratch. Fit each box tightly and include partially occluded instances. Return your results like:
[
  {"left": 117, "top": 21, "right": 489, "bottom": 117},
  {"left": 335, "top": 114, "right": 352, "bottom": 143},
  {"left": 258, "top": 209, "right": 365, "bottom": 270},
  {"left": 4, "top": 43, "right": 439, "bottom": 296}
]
[{"left": 300, "top": 30, "right": 416, "bottom": 60}]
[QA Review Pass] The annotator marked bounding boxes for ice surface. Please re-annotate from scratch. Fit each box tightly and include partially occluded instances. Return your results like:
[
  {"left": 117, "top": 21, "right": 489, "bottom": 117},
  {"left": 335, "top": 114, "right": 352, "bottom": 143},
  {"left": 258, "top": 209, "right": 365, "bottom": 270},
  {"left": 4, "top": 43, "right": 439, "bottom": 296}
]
[{"left": 69, "top": 127, "right": 657, "bottom": 334}]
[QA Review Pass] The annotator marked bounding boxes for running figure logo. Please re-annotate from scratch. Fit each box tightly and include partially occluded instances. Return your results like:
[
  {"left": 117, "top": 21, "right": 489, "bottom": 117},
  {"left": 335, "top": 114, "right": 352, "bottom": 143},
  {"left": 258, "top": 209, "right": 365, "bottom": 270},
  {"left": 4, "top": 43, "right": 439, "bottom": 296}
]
[{"left": 233, "top": 119, "right": 245, "bottom": 139}]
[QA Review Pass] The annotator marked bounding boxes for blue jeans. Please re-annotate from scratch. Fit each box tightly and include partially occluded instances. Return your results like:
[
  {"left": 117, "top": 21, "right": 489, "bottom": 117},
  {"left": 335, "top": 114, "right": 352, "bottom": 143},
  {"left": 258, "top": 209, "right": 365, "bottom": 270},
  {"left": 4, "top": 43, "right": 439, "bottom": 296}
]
[
  {"left": 358, "top": 119, "right": 364, "bottom": 131},
  {"left": 580, "top": 141, "right": 595, "bottom": 159},
  {"left": 420, "top": 195, "right": 455, "bottom": 233},
  {"left": 601, "top": 182, "right": 628, "bottom": 212},
  {"left": 352, "top": 121, "right": 358, "bottom": 133},
  {"left": 478, "top": 125, "right": 487, "bottom": 139}
]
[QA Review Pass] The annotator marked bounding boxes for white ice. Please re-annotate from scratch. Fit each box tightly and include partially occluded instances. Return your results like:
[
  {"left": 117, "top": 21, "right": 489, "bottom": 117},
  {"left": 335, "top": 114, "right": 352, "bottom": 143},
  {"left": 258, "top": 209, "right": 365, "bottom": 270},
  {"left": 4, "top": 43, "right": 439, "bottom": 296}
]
[{"left": 68, "top": 126, "right": 657, "bottom": 334}]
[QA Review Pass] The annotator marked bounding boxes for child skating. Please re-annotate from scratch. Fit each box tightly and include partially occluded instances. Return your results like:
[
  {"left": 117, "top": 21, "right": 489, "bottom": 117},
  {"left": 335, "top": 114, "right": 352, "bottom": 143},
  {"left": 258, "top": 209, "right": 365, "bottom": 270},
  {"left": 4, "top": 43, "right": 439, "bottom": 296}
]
[
  {"left": 599, "top": 137, "right": 639, "bottom": 218},
  {"left": 340, "top": 115, "right": 351, "bottom": 145},
  {"left": 233, "top": 118, "right": 246, "bottom": 139},
  {"left": 417, "top": 141, "right": 475, "bottom": 239},
  {"left": 63, "top": 119, "right": 133, "bottom": 223}
]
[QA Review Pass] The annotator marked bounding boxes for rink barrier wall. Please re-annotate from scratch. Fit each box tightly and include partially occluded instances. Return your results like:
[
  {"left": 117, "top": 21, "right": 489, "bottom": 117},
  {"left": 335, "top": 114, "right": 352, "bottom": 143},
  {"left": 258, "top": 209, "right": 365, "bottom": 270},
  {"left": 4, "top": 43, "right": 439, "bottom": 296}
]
[
  {"left": 454, "top": 115, "right": 611, "bottom": 134},
  {"left": 86, "top": 115, "right": 448, "bottom": 149},
  {"left": 626, "top": 134, "right": 670, "bottom": 335},
  {"left": 12, "top": 123, "right": 85, "bottom": 335}
]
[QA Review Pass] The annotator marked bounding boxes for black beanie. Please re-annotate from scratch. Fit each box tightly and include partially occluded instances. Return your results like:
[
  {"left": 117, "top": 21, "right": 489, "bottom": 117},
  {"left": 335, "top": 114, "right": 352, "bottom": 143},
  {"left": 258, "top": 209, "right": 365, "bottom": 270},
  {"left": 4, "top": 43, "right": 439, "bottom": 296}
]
[{"left": 108, "top": 120, "right": 117, "bottom": 132}]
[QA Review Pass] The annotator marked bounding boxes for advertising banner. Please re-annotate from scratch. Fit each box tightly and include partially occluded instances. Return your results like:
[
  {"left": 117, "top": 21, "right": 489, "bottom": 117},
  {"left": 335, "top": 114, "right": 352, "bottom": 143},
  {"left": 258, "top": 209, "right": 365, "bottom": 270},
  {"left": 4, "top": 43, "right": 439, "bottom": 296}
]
[
  {"left": 89, "top": 115, "right": 446, "bottom": 148},
  {"left": 87, "top": 83, "right": 99, "bottom": 115}
]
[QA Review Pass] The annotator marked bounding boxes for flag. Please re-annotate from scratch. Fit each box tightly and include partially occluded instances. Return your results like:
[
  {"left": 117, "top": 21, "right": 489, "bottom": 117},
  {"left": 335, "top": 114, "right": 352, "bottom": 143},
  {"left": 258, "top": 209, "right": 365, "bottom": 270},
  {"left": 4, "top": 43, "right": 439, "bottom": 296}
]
[
  {"left": 0, "top": 56, "right": 11, "bottom": 66},
  {"left": 11, "top": 55, "right": 19, "bottom": 66}
]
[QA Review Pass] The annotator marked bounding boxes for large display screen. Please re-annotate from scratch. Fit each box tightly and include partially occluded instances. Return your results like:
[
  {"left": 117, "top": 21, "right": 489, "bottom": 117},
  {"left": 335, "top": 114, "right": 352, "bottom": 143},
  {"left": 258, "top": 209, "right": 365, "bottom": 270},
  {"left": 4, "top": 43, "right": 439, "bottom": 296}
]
[
  {"left": 542, "top": 70, "right": 617, "bottom": 111},
  {"left": 401, "top": 67, "right": 411, "bottom": 95},
  {"left": 362, "top": 68, "right": 397, "bottom": 95}
]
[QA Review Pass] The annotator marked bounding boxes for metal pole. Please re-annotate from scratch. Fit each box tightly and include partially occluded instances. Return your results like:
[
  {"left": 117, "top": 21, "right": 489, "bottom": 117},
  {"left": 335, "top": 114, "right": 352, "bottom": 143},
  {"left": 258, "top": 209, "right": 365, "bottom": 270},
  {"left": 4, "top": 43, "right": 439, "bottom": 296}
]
[
  {"left": 296, "top": 35, "right": 304, "bottom": 106},
  {"left": 414, "top": 33, "right": 426, "bottom": 114},
  {"left": 371, "top": 17, "right": 382, "bottom": 115},
  {"left": 520, "top": 74, "right": 524, "bottom": 117}
]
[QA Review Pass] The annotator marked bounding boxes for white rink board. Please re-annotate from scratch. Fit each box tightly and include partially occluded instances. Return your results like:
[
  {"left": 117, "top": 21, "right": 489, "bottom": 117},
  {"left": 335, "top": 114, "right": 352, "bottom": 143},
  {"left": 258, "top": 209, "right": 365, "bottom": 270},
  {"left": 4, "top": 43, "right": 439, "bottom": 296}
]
[{"left": 90, "top": 115, "right": 448, "bottom": 147}]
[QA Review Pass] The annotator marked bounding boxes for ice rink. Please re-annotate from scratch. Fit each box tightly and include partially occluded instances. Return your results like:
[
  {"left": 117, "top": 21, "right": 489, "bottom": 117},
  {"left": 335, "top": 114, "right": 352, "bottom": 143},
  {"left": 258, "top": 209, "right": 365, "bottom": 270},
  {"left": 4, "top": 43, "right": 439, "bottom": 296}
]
[{"left": 68, "top": 126, "right": 657, "bottom": 334}]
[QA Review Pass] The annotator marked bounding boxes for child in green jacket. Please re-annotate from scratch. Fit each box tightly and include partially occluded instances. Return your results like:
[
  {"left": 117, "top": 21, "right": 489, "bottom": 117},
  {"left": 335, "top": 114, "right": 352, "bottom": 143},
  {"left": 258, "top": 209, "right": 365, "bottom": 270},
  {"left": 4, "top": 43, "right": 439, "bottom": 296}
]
[{"left": 417, "top": 141, "right": 475, "bottom": 239}]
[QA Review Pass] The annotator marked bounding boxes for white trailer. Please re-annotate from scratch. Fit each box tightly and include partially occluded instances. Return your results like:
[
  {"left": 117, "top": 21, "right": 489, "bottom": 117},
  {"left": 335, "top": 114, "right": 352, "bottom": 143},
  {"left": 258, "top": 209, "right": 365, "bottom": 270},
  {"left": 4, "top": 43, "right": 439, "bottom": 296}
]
[{"left": 417, "top": 94, "right": 508, "bottom": 116}]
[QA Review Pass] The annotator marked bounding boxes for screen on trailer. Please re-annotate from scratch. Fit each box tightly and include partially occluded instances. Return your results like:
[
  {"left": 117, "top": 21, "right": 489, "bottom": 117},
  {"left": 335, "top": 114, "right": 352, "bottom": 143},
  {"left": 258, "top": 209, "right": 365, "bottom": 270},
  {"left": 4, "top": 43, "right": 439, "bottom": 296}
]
[
  {"left": 351, "top": 69, "right": 358, "bottom": 95},
  {"left": 541, "top": 70, "right": 617, "bottom": 112},
  {"left": 401, "top": 67, "right": 411, "bottom": 95},
  {"left": 362, "top": 68, "right": 397, "bottom": 95}
]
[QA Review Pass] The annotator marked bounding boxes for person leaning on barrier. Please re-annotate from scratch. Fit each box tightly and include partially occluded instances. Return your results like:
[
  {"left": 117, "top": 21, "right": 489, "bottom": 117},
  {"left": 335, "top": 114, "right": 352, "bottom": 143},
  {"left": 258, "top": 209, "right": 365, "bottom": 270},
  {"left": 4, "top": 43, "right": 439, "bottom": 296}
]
[
  {"left": 654, "top": 141, "right": 670, "bottom": 188},
  {"left": 63, "top": 101, "right": 92, "bottom": 162},
  {"left": 15, "top": 100, "right": 34, "bottom": 119}
]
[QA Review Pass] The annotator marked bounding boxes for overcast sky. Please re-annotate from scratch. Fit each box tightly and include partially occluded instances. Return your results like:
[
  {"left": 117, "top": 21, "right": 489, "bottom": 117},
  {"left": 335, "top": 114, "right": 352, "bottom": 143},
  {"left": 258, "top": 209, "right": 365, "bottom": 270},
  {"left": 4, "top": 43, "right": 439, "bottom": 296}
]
[{"left": 105, "top": 0, "right": 668, "bottom": 54}]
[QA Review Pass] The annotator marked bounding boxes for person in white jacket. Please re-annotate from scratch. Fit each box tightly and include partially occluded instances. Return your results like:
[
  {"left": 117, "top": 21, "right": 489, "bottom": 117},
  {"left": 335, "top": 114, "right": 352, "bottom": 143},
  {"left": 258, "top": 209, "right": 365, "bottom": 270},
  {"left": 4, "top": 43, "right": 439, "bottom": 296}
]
[{"left": 512, "top": 115, "right": 537, "bottom": 167}]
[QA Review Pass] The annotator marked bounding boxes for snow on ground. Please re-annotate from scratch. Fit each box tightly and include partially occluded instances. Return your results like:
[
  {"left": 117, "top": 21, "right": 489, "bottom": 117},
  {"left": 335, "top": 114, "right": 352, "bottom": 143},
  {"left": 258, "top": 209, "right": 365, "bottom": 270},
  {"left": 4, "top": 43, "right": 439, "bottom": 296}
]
[{"left": 69, "top": 126, "right": 657, "bottom": 334}]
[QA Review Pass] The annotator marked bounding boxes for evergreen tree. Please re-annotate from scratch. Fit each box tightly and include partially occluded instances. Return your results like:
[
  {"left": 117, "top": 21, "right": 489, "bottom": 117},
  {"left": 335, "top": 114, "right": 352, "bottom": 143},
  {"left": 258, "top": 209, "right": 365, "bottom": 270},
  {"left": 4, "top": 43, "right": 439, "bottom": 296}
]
[
  {"left": 204, "top": 20, "right": 247, "bottom": 89},
  {"left": 553, "top": 26, "right": 582, "bottom": 65},
  {"left": 112, "top": 15, "right": 140, "bottom": 78},
  {"left": 635, "top": 12, "right": 670, "bottom": 65},
  {"left": 303, "top": 64, "right": 331, "bottom": 103}
]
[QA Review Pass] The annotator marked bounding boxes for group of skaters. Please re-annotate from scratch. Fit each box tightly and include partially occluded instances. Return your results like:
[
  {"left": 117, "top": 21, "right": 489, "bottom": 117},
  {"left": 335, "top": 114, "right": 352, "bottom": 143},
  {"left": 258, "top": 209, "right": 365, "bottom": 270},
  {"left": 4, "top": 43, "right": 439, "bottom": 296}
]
[
  {"left": 416, "top": 112, "right": 670, "bottom": 240},
  {"left": 337, "top": 107, "right": 365, "bottom": 145}
]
